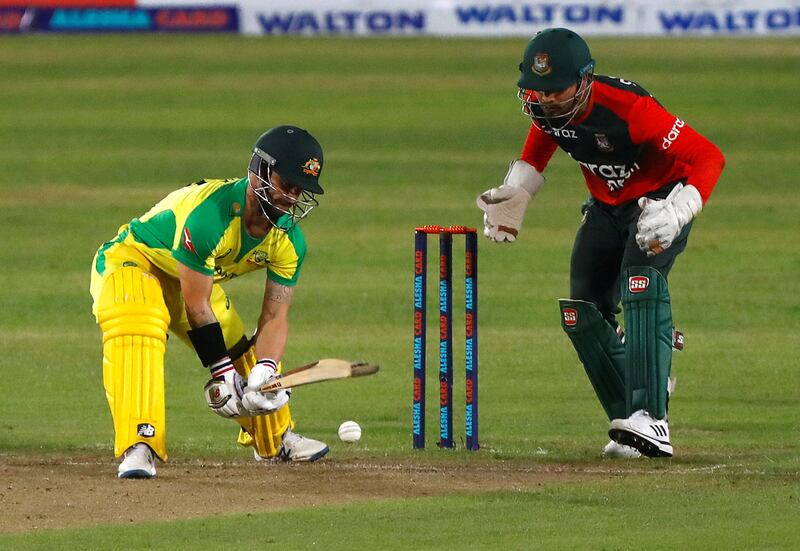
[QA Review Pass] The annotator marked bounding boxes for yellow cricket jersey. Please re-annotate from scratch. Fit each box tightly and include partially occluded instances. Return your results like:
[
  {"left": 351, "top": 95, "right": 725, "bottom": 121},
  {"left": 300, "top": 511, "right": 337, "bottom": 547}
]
[{"left": 95, "top": 178, "right": 306, "bottom": 286}]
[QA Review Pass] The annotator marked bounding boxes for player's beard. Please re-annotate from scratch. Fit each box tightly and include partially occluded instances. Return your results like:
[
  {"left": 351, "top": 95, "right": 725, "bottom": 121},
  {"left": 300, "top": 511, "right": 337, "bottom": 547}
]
[{"left": 520, "top": 76, "right": 593, "bottom": 132}]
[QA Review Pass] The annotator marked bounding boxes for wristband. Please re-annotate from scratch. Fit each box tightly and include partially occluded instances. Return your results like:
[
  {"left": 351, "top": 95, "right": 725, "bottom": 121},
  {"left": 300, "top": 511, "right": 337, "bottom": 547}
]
[
  {"left": 256, "top": 358, "right": 279, "bottom": 379},
  {"left": 210, "top": 357, "right": 235, "bottom": 379},
  {"left": 187, "top": 322, "right": 229, "bottom": 367}
]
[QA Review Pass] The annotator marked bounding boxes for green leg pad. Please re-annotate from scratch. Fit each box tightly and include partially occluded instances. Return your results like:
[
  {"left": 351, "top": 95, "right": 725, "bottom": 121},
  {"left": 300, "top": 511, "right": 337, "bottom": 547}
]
[
  {"left": 559, "top": 299, "right": 626, "bottom": 420},
  {"left": 621, "top": 266, "right": 673, "bottom": 420}
]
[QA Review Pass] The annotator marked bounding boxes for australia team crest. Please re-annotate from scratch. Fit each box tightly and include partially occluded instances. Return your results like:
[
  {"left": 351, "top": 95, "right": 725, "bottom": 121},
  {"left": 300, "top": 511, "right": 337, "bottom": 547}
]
[
  {"left": 247, "top": 249, "right": 270, "bottom": 266},
  {"left": 302, "top": 158, "right": 321, "bottom": 177}
]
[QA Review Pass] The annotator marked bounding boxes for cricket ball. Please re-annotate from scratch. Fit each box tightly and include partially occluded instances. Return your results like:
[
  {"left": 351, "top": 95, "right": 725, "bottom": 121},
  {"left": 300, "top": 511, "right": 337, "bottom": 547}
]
[{"left": 338, "top": 420, "right": 362, "bottom": 443}]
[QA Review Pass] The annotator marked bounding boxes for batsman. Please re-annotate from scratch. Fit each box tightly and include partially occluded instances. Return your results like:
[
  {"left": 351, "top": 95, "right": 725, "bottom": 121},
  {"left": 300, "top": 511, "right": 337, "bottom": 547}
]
[
  {"left": 90, "top": 125, "right": 330, "bottom": 478},
  {"left": 477, "top": 29, "right": 725, "bottom": 457}
]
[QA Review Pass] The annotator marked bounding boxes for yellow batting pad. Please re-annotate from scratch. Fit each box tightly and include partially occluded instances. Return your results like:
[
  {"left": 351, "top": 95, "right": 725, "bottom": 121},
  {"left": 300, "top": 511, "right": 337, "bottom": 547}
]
[
  {"left": 97, "top": 267, "right": 170, "bottom": 461},
  {"left": 233, "top": 347, "right": 294, "bottom": 458}
]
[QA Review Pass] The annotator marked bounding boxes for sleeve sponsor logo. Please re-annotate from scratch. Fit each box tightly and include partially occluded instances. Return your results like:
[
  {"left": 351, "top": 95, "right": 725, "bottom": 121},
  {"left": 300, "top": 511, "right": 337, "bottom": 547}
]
[
  {"left": 662, "top": 118, "right": 685, "bottom": 150},
  {"left": 182, "top": 227, "right": 196, "bottom": 253},
  {"left": 628, "top": 276, "right": 650, "bottom": 293},
  {"left": 562, "top": 308, "right": 578, "bottom": 326}
]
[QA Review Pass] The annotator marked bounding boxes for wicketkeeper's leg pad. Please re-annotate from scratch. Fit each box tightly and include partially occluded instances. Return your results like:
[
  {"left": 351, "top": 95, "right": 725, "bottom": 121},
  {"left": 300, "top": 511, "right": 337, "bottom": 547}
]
[
  {"left": 97, "top": 267, "right": 170, "bottom": 461},
  {"left": 559, "top": 299, "right": 626, "bottom": 420},
  {"left": 231, "top": 345, "right": 294, "bottom": 458},
  {"left": 621, "top": 266, "right": 673, "bottom": 420}
]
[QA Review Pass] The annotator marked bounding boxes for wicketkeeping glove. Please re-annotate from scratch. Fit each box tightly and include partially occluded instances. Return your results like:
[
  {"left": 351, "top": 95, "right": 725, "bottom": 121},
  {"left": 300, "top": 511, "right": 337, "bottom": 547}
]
[
  {"left": 203, "top": 357, "right": 246, "bottom": 418},
  {"left": 476, "top": 160, "right": 544, "bottom": 242},
  {"left": 241, "top": 358, "right": 291, "bottom": 415},
  {"left": 635, "top": 184, "right": 703, "bottom": 256}
]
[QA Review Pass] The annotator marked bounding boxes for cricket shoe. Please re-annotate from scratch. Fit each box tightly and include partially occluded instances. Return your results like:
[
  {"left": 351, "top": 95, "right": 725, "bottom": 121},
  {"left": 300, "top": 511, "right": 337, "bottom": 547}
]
[
  {"left": 608, "top": 409, "right": 673, "bottom": 458},
  {"left": 253, "top": 429, "right": 329, "bottom": 463},
  {"left": 602, "top": 440, "right": 642, "bottom": 459},
  {"left": 118, "top": 443, "right": 157, "bottom": 479}
]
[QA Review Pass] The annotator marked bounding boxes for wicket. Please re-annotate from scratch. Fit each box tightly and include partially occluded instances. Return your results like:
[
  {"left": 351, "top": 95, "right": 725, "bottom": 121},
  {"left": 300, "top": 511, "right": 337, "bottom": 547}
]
[{"left": 413, "top": 225, "right": 479, "bottom": 451}]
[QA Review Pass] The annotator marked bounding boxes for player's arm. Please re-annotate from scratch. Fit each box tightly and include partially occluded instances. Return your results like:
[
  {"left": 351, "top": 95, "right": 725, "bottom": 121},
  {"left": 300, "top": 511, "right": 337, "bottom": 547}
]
[
  {"left": 178, "top": 262, "right": 217, "bottom": 329},
  {"left": 254, "top": 278, "right": 294, "bottom": 361},
  {"left": 177, "top": 262, "right": 246, "bottom": 418},
  {"left": 476, "top": 125, "right": 555, "bottom": 242},
  {"left": 630, "top": 96, "right": 725, "bottom": 255},
  {"left": 237, "top": 278, "right": 295, "bottom": 415}
]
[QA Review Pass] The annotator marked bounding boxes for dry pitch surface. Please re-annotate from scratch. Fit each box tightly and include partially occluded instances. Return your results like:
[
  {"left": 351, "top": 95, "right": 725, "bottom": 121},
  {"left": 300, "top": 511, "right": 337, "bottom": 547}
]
[{"left": 2, "top": 454, "right": 619, "bottom": 534}]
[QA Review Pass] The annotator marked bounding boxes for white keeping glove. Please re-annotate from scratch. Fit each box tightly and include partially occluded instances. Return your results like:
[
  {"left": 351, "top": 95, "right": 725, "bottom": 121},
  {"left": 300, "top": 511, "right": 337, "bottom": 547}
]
[
  {"left": 476, "top": 160, "right": 544, "bottom": 242},
  {"left": 203, "top": 357, "right": 246, "bottom": 418},
  {"left": 635, "top": 183, "right": 703, "bottom": 256},
  {"left": 241, "top": 359, "right": 291, "bottom": 415}
]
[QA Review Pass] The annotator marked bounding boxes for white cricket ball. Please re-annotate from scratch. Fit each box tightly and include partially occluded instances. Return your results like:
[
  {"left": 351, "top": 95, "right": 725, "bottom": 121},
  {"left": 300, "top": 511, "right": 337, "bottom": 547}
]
[{"left": 338, "top": 420, "right": 362, "bottom": 442}]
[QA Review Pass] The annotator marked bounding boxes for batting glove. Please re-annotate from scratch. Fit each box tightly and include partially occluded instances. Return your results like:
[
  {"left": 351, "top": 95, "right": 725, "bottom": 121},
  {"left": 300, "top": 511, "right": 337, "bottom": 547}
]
[
  {"left": 241, "top": 359, "right": 291, "bottom": 415},
  {"left": 476, "top": 160, "right": 544, "bottom": 242},
  {"left": 203, "top": 357, "right": 246, "bottom": 418}
]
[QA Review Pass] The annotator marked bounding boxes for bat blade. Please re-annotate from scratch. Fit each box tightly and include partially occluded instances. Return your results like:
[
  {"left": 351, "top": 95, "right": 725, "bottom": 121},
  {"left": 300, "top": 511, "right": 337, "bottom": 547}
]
[{"left": 259, "top": 358, "right": 379, "bottom": 393}]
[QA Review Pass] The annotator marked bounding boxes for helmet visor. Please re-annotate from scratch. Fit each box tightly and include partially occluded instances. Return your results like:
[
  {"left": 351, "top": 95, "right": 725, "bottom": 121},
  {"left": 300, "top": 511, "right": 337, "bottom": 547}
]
[
  {"left": 249, "top": 154, "right": 318, "bottom": 231},
  {"left": 518, "top": 72, "right": 593, "bottom": 132}
]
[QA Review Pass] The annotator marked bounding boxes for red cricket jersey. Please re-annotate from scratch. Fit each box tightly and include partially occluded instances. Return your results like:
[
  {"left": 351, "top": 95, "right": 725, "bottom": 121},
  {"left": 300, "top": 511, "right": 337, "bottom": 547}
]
[{"left": 521, "top": 76, "right": 725, "bottom": 205}]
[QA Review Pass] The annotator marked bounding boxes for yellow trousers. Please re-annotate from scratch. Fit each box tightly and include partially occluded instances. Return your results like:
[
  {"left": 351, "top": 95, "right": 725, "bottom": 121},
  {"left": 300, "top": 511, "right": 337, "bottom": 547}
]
[{"left": 91, "top": 240, "right": 291, "bottom": 461}]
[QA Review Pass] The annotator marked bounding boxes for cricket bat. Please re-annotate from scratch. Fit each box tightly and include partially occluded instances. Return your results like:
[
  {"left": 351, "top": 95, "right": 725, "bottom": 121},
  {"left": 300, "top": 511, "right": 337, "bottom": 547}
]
[{"left": 258, "top": 359, "right": 379, "bottom": 393}]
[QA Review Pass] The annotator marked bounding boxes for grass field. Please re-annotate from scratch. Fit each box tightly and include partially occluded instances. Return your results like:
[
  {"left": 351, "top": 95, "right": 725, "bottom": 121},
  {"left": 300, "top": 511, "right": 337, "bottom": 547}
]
[{"left": 1, "top": 35, "right": 799, "bottom": 548}]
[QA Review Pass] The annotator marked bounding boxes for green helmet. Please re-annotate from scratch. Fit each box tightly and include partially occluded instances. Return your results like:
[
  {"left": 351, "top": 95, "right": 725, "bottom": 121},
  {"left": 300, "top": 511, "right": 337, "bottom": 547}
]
[
  {"left": 251, "top": 125, "right": 324, "bottom": 194},
  {"left": 517, "top": 28, "right": 595, "bottom": 92}
]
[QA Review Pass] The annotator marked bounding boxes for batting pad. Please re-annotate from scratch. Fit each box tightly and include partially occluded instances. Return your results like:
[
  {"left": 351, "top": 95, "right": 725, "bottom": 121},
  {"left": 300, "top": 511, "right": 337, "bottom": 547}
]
[
  {"left": 97, "top": 267, "right": 170, "bottom": 461},
  {"left": 559, "top": 299, "right": 627, "bottom": 421},
  {"left": 233, "top": 346, "right": 294, "bottom": 458},
  {"left": 621, "top": 266, "right": 673, "bottom": 420}
]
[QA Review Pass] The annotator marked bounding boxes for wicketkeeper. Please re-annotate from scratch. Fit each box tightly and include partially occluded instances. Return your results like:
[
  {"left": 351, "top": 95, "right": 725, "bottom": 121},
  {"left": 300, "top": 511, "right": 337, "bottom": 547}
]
[
  {"left": 477, "top": 29, "right": 725, "bottom": 458},
  {"left": 90, "top": 125, "right": 330, "bottom": 478}
]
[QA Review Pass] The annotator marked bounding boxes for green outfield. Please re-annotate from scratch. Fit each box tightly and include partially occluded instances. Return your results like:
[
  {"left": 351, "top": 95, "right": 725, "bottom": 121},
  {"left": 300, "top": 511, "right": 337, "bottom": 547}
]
[{"left": 1, "top": 36, "right": 798, "bottom": 548}]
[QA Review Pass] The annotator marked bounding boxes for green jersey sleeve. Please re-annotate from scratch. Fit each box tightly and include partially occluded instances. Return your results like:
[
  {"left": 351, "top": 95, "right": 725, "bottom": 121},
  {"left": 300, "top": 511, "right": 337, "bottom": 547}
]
[{"left": 171, "top": 192, "right": 231, "bottom": 275}]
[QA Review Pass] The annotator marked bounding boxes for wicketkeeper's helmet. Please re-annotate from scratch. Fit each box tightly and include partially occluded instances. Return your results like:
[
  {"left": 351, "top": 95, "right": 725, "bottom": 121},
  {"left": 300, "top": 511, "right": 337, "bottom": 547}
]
[
  {"left": 517, "top": 27, "right": 594, "bottom": 92},
  {"left": 516, "top": 28, "right": 595, "bottom": 132}
]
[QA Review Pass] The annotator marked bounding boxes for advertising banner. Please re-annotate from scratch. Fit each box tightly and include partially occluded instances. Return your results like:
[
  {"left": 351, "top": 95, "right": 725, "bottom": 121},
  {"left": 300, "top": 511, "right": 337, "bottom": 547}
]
[
  {"left": 220, "top": 0, "right": 800, "bottom": 37},
  {"left": 5, "top": 0, "right": 799, "bottom": 36},
  {"left": 3, "top": 5, "right": 238, "bottom": 32}
]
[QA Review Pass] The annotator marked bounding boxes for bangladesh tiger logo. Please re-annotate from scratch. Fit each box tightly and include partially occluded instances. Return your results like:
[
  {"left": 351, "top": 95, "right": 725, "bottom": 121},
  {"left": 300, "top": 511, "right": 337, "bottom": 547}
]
[{"left": 532, "top": 53, "right": 552, "bottom": 76}]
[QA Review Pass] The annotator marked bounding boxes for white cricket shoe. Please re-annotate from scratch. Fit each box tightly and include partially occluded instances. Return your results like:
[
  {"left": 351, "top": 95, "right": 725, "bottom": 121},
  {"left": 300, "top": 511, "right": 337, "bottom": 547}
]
[
  {"left": 118, "top": 443, "right": 157, "bottom": 479},
  {"left": 253, "top": 429, "right": 329, "bottom": 463},
  {"left": 602, "top": 440, "right": 642, "bottom": 459},
  {"left": 608, "top": 409, "right": 673, "bottom": 458}
]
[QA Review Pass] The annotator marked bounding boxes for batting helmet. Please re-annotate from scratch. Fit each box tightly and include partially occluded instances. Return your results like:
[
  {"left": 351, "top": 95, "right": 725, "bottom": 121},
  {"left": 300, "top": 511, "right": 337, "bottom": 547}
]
[{"left": 250, "top": 125, "right": 324, "bottom": 194}]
